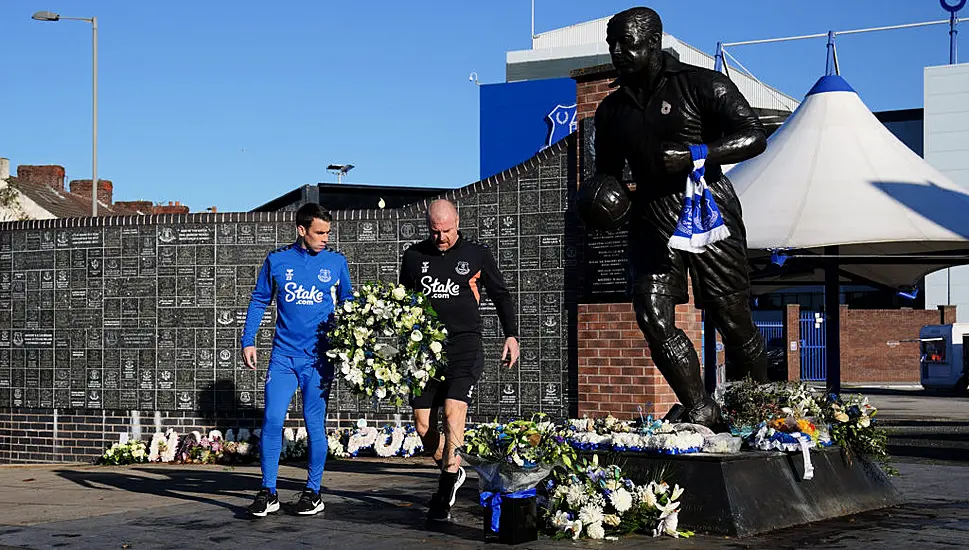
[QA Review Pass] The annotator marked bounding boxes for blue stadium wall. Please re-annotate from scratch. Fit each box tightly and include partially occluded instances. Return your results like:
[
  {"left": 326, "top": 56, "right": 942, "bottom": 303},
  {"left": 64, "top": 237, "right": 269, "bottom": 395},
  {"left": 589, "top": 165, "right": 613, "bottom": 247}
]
[{"left": 479, "top": 77, "right": 576, "bottom": 180}]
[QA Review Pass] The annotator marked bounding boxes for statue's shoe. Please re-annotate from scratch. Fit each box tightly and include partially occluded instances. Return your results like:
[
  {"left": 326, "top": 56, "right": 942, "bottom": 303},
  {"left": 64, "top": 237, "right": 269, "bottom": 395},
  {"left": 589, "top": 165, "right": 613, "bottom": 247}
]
[{"left": 686, "top": 398, "right": 729, "bottom": 433}]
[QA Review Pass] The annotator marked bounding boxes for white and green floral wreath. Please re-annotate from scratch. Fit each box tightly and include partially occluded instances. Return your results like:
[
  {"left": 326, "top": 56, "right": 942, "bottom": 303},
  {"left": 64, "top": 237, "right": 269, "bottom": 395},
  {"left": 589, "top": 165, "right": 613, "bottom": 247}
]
[{"left": 326, "top": 282, "right": 448, "bottom": 407}]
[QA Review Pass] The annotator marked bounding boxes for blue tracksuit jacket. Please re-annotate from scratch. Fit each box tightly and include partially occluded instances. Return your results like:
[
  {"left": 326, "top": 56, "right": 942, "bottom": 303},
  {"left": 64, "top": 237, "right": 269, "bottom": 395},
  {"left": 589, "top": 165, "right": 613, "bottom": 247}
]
[{"left": 241, "top": 242, "right": 353, "bottom": 358}]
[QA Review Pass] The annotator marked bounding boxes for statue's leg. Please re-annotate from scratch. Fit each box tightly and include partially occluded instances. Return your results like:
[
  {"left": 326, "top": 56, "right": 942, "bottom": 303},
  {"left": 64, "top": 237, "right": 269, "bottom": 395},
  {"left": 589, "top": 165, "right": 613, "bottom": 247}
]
[
  {"left": 707, "top": 292, "right": 769, "bottom": 383},
  {"left": 633, "top": 292, "right": 724, "bottom": 428},
  {"left": 685, "top": 175, "right": 768, "bottom": 383}
]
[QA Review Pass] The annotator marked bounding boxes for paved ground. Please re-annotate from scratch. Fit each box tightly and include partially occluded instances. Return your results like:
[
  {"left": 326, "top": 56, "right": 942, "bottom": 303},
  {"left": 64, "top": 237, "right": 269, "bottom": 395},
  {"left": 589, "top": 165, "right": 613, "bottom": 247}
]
[
  {"left": 0, "top": 453, "right": 966, "bottom": 549},
  {"left": 845, "top": 384, "right": 969, "bottom": 424},
  {"left": 0, "top": 386, "right": 966, "bottom": 549}
]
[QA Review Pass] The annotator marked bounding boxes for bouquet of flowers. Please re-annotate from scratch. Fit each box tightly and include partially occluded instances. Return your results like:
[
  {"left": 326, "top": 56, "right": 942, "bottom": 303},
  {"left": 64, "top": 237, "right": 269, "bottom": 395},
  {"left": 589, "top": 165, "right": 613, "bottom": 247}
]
[
  {"left": 461, "top": 416, "right": 577, "bottom": 540},
  {"left": 543, "top": 455, "right": 691, "bottom": 540},
  {"left": 99, "top": 439, "right": 148, "bottom": 466},
  {"left": 824, "top": 393, "right": 894, "bottom": 474},
  {"left": 326, "top": 282, "right": 447, "bottom": 407},
  {"left": 718, "top": 378, "right": 825, "bottom": 437},
  {"left": 461, "top": 417, "right": 577, "bottom": 475},
  {"left": 328, "top": 428, "right": 350, "bottom": 458},
  {"left": 179, "top": 431, "right": 226, "bottom": 464}
]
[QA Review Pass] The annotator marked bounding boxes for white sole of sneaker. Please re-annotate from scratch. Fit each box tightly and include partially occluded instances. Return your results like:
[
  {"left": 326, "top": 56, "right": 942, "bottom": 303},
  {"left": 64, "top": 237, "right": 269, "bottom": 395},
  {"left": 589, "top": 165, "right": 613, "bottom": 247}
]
[
  {"left": 296, "top": 501, "right": 325, "bottom": 515},
  {"left": 448, "top": 467, "right": 466, "bottom": 507},
  {"left": 250, "top": 501, "right": 280, "bottom": 517}
]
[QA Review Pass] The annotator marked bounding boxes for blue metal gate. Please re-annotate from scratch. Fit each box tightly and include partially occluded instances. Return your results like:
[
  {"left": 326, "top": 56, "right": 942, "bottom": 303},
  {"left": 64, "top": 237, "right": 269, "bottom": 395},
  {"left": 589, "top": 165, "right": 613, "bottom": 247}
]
[
  {"left": 799, "top": 312, "right": 826, "bottom": 381},
  {"left": 755, "top": 321, "right": 784, "bottom": 347}
]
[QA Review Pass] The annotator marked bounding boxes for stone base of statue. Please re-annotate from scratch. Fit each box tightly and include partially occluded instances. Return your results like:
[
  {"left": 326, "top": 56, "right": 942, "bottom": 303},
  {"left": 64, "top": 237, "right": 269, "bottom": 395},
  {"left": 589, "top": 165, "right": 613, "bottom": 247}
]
[{"left": 583, "top": 446, "right": 902, "bottom": 537}]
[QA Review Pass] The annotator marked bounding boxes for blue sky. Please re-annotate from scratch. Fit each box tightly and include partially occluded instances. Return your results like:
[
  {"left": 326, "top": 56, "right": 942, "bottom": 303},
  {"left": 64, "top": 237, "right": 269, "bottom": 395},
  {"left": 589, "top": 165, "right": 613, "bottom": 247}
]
[{"left": 0, "top": 1, "right": 961, "bottom": 212}]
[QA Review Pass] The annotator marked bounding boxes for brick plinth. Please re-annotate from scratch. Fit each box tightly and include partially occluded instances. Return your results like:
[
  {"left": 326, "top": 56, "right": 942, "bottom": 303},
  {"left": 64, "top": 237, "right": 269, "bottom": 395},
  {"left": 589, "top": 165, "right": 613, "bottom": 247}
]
[{"left": 577, "top": 298, "right": 703, "bottom": 420}]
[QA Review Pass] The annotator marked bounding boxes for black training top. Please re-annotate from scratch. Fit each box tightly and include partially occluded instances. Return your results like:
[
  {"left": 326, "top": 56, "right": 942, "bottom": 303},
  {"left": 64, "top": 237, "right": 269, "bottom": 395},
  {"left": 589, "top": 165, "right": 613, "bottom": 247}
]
[{"left": 399, "top": 233, "right": 518, "bottom": 340}]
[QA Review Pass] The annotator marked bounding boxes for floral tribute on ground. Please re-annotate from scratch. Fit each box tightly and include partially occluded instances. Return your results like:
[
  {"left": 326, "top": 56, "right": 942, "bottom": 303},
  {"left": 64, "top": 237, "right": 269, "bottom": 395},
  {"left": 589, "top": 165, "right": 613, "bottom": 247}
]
[
  {"left": 543, "top": 455, "right": 692, "bottom": 540},
  {"left": 325, "top": 282, "right": 448, "bottom": 407},
  {"left": 458, "top": 416, "right": 690, "bottom": 541}
]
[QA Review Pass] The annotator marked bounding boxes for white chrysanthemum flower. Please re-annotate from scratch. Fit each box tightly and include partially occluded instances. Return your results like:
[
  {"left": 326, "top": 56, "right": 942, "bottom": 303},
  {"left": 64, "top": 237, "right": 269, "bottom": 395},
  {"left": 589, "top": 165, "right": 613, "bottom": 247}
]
[
  {"left": 430, "top": 341, "right": 442, "bottom": 354},
  {"left": 578, "top": 504, "right": 603, "bottom": 525},
  {"left": 609, "top": 487, "right": 633, "bottom": 513},
  {"left": 565, "top": 484, "right": 588, "bottom": 508},
  {"left": 587, "top": 521, "right": 605, "bottom": 540}
]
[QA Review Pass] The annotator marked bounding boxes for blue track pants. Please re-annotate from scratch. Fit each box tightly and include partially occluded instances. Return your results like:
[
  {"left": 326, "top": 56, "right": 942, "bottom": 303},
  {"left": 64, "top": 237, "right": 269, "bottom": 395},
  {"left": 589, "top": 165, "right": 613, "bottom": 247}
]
[{"left": 260, "top": 354, "right": 332, "bottom": 492}]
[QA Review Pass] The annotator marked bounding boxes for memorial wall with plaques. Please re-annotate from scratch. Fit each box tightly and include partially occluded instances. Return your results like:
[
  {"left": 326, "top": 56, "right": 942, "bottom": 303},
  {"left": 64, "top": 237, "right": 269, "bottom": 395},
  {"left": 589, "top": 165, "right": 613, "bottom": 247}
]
[
  {"left": 0, "top": 137, "right": 592, "bottom": 421},
  {"left": 578, "top": 117, "right": 633, "bottom": 303}
]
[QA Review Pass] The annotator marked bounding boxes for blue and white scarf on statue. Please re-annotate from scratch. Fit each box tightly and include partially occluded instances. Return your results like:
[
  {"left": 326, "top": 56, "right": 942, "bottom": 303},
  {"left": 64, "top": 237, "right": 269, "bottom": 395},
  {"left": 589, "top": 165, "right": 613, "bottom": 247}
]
[{"left": 668, "top": 144, "right": 730, "bottom": 253}]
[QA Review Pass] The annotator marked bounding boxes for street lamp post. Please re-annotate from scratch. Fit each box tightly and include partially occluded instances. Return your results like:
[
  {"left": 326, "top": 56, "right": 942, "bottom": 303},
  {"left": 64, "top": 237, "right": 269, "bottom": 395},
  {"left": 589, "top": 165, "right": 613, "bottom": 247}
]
[{"left": 32, "top": 10, "right": 99, "bottom": 217}]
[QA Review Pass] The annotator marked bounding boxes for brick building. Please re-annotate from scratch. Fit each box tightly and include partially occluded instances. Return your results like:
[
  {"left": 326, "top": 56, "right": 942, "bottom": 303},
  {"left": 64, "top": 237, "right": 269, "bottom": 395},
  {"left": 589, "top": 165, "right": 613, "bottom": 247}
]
[{"left": 0, "top": 157, "right": 193, "bottom": 221}]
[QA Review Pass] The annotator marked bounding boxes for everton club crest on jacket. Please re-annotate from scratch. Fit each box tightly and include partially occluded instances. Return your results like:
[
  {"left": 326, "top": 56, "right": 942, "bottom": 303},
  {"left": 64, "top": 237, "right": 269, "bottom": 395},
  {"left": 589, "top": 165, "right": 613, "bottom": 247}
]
[
  {"left": 399, "top": 234, "right": 518, "bottom": 339},
  {"left": 241, "top": 242, "right": 353, "bottom": 358}
]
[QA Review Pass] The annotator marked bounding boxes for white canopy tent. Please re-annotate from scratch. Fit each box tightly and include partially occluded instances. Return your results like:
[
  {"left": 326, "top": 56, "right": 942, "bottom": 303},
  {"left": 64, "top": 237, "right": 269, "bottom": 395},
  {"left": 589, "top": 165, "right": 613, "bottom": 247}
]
[
  {"left": 724, "top": 73, "right": 969, "bottom": 391},
  {"left": 729, "top": 74, "right": 969, "bottom": 289}
]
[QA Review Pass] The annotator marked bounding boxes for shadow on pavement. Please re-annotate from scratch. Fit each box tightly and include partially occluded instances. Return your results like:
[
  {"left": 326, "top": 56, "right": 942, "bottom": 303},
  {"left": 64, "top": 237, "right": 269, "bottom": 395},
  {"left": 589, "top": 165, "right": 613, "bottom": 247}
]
[{"left": 51, "top": 467, "right": 305, "bottom": 518}]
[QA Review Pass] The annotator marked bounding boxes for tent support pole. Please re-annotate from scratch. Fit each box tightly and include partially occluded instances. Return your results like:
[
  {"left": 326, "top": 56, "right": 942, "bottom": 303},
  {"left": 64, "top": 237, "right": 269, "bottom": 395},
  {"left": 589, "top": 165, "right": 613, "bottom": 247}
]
[{"left": 824, "top": 245, "right": 842, "bottom": 395}]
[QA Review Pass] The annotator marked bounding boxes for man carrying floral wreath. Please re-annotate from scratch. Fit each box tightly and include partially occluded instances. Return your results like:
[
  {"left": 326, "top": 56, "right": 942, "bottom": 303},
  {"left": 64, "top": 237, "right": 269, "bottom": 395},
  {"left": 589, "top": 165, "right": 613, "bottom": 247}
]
[
  {"left": 241, "top": 203, "right": 353, "bottom": 517},
  {"left": 399, "top": 199, "right": 520, "bottom": 522}
]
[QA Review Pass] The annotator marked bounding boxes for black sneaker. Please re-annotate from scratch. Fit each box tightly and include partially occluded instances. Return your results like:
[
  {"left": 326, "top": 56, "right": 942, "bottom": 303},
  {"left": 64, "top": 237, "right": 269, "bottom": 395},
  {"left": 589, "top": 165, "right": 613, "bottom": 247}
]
[
  {"left": 426, "top": 492, "right": 451, "bottom": 523},
  {"left": 447, "top": 466, "right": 466, "bottom": 507},
  {"left": 295, "top": 488, "right": 325, "bottom": 516},
  {"left": 248, "top": 488, "right": 280, "bottom": 517}
]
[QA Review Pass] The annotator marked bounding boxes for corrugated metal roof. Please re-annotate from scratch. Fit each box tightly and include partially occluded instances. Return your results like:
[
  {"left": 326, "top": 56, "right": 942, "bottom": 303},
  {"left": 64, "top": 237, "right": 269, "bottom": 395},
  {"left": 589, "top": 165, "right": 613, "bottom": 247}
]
[
  {"left": 512, "top": 18, "right": 799, "bottom": 112},
  {"left": 532, "top": 16, "right": 612, "bottom": 50}
]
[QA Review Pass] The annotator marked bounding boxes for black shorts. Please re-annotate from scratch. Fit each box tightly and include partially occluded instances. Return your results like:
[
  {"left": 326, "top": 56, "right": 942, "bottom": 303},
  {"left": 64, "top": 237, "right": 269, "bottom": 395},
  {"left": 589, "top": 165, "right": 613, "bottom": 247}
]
[
  {"left": 627, "top": 175, "right": 751, "bottom": 309},
  {"left": 409, "top": 334, "right": 484, "bottom": 408}
]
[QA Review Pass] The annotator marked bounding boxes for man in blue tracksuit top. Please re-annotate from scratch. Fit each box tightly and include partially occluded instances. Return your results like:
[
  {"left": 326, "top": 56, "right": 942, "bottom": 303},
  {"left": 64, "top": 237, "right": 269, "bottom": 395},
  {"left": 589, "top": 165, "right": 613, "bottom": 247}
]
[{"left": 241, "top": 203, "right": 353, "bottom": 517}]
